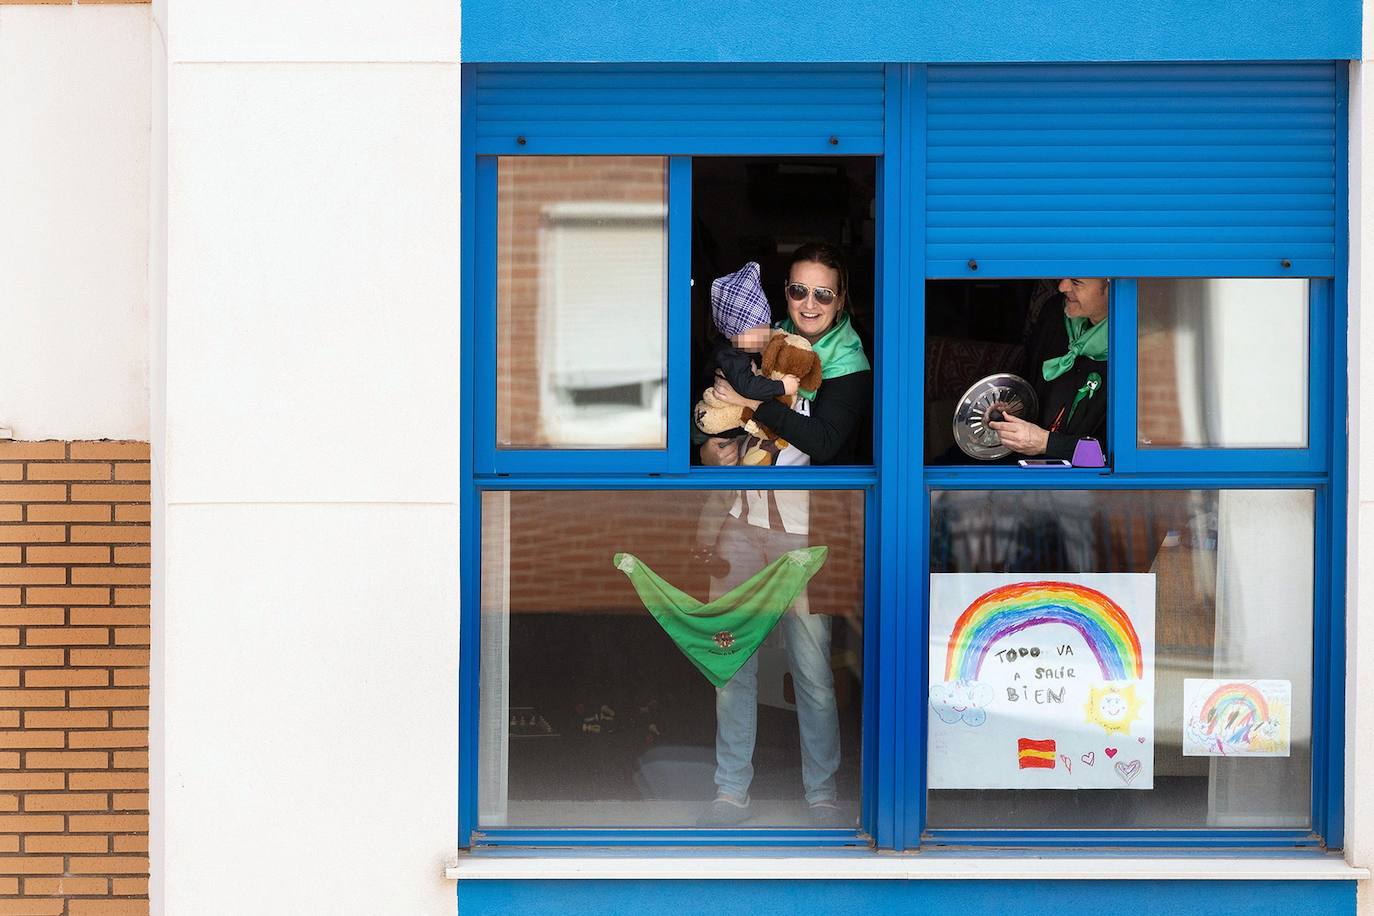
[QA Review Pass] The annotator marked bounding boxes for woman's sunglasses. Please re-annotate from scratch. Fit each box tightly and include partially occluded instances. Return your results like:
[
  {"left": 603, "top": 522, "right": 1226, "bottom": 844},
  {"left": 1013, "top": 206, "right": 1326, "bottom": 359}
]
[{"left": 784, "top": 282, "right": 838, "bottom": 307}]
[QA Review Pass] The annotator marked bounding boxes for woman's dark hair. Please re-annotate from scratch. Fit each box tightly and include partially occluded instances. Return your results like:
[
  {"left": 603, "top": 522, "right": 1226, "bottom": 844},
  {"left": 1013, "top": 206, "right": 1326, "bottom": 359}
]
[{"left": 788, "top": 241, "right": 849, "bottom": 311}]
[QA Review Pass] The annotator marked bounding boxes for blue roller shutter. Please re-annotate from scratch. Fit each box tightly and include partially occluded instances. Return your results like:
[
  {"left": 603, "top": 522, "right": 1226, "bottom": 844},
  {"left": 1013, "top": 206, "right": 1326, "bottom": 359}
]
[
  {"left": 472, "top": 64, "right": 885, "bottom": 155},
  {"left": 925, "top": 63, "right": 1339, "bottom": 277}
]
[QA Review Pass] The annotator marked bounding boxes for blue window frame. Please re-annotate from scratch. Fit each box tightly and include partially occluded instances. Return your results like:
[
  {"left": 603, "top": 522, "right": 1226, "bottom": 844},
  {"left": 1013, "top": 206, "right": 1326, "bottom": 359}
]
[{"left": 458, "top": 61, "right": 1348, "bottom": 853}]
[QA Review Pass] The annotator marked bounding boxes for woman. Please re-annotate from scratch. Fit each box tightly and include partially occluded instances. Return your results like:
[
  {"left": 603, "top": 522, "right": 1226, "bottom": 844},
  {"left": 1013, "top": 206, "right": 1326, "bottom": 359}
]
[
  {"left": 709, "top": 244, "right": 872, "bottom": 465},
  {"left": 990, "top": 278, "right": 1109, "bottom": 461},
  {"left": 696, "top": 243, "right": 870, "bottom": 829}
]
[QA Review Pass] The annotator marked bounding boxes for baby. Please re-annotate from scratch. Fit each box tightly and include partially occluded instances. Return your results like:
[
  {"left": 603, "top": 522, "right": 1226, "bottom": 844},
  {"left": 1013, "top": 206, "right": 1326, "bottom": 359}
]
[{"left": 708, "top": 261, "right": 800, "bottom": 408}]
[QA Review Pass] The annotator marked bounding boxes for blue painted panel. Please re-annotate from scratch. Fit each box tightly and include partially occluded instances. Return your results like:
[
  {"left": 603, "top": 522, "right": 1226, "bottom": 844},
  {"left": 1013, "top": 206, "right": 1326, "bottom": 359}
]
[
  {"left": 473, "top": 65, "right": 884, "bottom": 155},
  {"left": 456, "top": 878, "right": 1356, "bottom": 915},
  {"left": 924, "top": 63, "right": 1339, "bottom": 277},
  {"left": 1320, "top": 69, "right": 1351, "bottom": 849},
  {"left": 461, "top": 0, "right": 1360, "bottom": 63}
]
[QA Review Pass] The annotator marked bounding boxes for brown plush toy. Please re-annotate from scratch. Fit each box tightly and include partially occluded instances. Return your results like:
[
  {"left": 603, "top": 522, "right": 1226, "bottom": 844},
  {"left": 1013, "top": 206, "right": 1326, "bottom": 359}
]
[{"left": 693, "top": 330, "right": 824, "bottom": 442}]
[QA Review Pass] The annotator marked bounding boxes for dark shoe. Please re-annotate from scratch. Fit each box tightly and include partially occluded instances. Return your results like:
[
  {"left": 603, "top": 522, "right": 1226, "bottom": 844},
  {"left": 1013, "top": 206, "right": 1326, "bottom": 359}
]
[
  {"left": 808, "top": 801, "right": 848, "bottom": 828},
  {"left": 696, "top": 795, "right": 752, "bottom": 827}
]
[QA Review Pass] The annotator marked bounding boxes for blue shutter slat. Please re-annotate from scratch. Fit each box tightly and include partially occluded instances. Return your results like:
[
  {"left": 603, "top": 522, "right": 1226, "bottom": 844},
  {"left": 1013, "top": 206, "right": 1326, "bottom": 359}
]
[
  {"left": 927, "top": 63, "right": 1334, "bottom": 82},
  {"left": 478, "top": 88, "right": 880, "bottom": 106},
  {"left": 476, "top": 66, "right": 884, "bottom": 89},
  {"left": 928, "top": 161, "right": 1335, "bottom": 179},
  {"left": 928, "top": 243, "right": 1334, "bottom": 259},
  {"left": 929, "top": 112, "right": 1336, "bottom": 130},
  {"left": 928, "top": 210, "right": 1335, "bottom": 229},
  {"left": 930, "top": 130, "right": 1334, "bottom": 147},
  {"left": 477, "top": 104, "right": 886, "bottom": 124},
  {"left": 928, "top": 145, "right": 1331, "bottom": 163},
  {"left": 926, "top": 63, "right": 1336, "bottom": 277},
  {"left": 931, "top": 96, "right": 1335, "bottom": 114},
  {"left": 927, "top": 177, "right": 1335, "bottom": 195},
  {"left": 929, "top": 226, "right": 1335, "bottom": 244},
  {"left": 479, "top": 120, "right": 884, "bottom": 139},
  {"left": 474, "top": 64, "right": 885, "bottom": 154}
]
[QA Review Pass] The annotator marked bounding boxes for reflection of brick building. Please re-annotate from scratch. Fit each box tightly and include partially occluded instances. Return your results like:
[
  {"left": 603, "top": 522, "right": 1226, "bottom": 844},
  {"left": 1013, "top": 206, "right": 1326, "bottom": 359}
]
[
  {"left": 1138, "top": 327, "right": 1185, "bottom": 447},
  {"left": 494, "top": 491, "right": 864, "bottom": 617},
  {"left": 497, "top": 157, "right": 667, "bottom": 446}
]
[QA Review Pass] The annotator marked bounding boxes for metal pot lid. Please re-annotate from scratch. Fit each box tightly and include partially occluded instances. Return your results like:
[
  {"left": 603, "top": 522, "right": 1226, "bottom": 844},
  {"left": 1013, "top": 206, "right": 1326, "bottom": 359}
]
[{"left": 952, "top": 373, "right": 1039, "bottom": 461}]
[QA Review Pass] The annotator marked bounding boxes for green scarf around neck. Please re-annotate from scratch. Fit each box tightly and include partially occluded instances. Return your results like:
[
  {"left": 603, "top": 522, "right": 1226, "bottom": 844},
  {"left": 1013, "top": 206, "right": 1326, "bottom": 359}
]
[
  {"left": 779, "top": 313, "right": 871, "bottom": 394},
  {"left": 1042, "top": 314, "right": 1109, "bottom": 381},
  {"left": 613, "top": 547, "right": 828, "bottom": 688}
]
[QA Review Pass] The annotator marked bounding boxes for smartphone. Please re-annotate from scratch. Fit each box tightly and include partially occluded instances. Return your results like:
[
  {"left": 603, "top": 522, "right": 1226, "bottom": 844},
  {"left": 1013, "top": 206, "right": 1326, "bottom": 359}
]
[{"left": 1017, "top": 458, "right": 1072, "bottom": 468}]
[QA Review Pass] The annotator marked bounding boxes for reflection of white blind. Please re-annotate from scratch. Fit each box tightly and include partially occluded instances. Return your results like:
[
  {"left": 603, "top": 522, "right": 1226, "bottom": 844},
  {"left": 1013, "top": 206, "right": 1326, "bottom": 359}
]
[
  {"left": 540, "top": 202, "right": 666, "bottom": 390},
  {"left": 1209, "top": 490, "right": 1313, "bottom": 827},
  {"left": 478, "top": 493, "right": 511, "bottom": 826},
  {"left": 1199, "top": 279, "right": 1307, "bottom": 448}
]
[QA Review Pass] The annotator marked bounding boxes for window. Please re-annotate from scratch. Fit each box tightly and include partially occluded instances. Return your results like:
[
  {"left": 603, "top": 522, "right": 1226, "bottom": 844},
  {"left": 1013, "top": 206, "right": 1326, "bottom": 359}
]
[
  {"left": 463, "top": 61, "right": 1345, "bottom": 853},
  {"left": 478, "top": 489, "right": 865, "bottom": 828},
  {"left": 496, "top": 156, "right": 668, "bottom": 450},
  {"left": 1137, "top": 279, "right": 1309, "bottom": 450},
  {"left": 927, "top": 488, "right": 1313, "bottom": 829}
]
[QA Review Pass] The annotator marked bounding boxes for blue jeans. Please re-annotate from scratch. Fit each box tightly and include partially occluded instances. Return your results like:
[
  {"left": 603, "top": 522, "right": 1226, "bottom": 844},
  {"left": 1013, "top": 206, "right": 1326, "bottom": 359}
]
[{"left": 708, "top": 516, "right": 840, "bottom": 805}]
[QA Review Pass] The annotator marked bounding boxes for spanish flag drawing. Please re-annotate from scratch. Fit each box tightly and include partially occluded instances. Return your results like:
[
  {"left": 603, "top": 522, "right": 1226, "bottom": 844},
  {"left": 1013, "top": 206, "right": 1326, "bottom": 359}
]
[{"left": 1017, "top": 738, "right": 1056, "bottom": 769}]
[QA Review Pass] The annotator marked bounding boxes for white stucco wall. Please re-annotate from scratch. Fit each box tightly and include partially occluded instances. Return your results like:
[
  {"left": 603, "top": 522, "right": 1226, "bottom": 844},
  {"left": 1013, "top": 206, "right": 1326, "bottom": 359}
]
[
  {"left": 156, "top": 1, "right": 462, "bottom": 914},
  {"left": 0, "top": 5, "right": 150, "bottom": 442}
]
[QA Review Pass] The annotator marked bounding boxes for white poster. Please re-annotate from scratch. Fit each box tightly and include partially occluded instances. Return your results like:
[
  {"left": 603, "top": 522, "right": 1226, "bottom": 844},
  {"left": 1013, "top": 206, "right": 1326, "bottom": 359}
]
[
  {"left": 928, "top": 573, "right": 1157, "bottom": 790},
  {"left": 1182, "top": 678, "right": 1291, "bottom": 757}
]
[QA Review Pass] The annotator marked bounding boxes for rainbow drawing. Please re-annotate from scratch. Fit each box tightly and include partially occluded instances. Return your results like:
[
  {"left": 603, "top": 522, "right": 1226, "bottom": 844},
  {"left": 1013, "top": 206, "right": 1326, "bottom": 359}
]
[
  {"left": 944, "top": 581, "right": 1144, "bottom": 682},
  {"left": 1198, "top": 682, "right": 1270, "bottom": 744}
]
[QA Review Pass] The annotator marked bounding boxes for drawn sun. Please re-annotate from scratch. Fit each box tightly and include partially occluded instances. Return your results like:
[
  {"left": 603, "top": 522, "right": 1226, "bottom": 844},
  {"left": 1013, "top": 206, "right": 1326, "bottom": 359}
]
[{"left": 1085, "top": 684, "right": 1144, "bottom": 735}]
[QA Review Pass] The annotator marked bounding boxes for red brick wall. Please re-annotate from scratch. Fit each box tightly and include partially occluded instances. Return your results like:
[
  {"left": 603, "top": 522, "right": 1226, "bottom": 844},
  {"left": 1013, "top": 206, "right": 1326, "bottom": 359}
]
[{"left": 0, "top": 441, "right": 148, "bottom": 916}]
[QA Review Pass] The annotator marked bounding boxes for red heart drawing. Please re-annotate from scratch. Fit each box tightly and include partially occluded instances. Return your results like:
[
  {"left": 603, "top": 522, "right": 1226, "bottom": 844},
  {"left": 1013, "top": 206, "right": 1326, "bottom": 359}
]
[
  {"left": 1060, "top": 754, "right": 1072, "bottom": 774},
  {"left": 1080, "top": 752, "right": 1095, "bottom": 766},
  {"left": 1105, "top": 747, "right": 1118, "bottom": 758}
]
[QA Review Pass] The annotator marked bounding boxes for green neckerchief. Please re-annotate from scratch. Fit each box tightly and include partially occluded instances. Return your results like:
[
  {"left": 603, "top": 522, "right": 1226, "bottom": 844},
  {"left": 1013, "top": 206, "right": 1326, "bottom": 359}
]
[
  {"left": 613, "top": 547, "right": 828, "bottom": 688},
  {"left": 1042, "top": 315, "right": 1109, "bottom": 381},
  {"left": 779, "top": 313, "right": 871, "bottom": 400}
]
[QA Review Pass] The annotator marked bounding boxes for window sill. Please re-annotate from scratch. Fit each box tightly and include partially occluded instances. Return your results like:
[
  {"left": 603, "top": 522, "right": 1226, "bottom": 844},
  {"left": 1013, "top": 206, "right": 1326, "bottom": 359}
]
[{"left": 445, "top": 850, "right": 1367, "bottom": 882}]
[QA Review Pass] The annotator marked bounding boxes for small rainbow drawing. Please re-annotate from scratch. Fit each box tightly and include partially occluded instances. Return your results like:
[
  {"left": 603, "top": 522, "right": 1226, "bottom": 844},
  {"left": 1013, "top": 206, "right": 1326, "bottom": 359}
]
[
  {"left": 944, "top": 581, "right": 1143, "bottom": 682},
  {"left": 1198, "top": 682, "right": 1270, "bottom": 744}
]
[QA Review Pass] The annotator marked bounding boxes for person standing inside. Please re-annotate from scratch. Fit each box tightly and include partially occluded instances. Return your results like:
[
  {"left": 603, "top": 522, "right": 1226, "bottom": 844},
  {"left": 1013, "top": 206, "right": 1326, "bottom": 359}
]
[{"left": 697, "top": 242, "right": 871, "bottom": 827}]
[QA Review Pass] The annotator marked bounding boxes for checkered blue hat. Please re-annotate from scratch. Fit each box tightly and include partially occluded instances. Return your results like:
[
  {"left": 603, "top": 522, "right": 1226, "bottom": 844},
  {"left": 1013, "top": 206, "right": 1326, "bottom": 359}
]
[{"left": 711, "top": 261, "right": 772, "bottom": 339}]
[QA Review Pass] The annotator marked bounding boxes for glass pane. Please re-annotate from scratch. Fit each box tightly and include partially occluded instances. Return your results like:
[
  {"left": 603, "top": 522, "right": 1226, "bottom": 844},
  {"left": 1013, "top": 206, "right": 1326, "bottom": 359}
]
[
  {"left": 927, "top": 489, "right": 1313, "bottom": 829},
  {"left": 497, "top": 156, "right": 668, "bottom": 449},
  {"left": 480, "top": 489, "right": 865, "bottom": 828},
  {"left": 1138, "top": 279, "right": 1308, "bottom": 449}
]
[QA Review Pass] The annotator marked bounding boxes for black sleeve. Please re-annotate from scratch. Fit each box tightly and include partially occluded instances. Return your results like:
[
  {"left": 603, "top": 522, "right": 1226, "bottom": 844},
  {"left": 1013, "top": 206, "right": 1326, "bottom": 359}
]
[
  {"left": 1045, "top": 430, "right": 1075, "bottom": 461},
  {"left": 717, "top": 349, "right": 785, "bottom": 401},
  {"left": 752, "top": 370, "right": 871, "bottom": 464}
]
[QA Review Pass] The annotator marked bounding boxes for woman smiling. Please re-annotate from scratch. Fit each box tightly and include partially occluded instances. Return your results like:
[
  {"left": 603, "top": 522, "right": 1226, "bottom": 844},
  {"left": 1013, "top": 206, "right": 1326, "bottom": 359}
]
[{"left": 709, "top": 242, "right": 872, "bottom": 465}]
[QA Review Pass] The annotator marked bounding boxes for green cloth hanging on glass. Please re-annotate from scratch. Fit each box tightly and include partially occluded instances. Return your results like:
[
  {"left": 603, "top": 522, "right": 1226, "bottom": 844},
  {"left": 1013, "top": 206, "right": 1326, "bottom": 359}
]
[{"left": 613, "top": 546, "right": 828, "bottom": 688}]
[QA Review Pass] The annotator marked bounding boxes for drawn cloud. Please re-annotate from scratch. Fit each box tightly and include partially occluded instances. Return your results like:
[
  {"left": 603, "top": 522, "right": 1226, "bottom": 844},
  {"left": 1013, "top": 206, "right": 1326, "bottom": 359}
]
[{"left": 931, "top": 680, "right": 995, "bottom": 727}]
